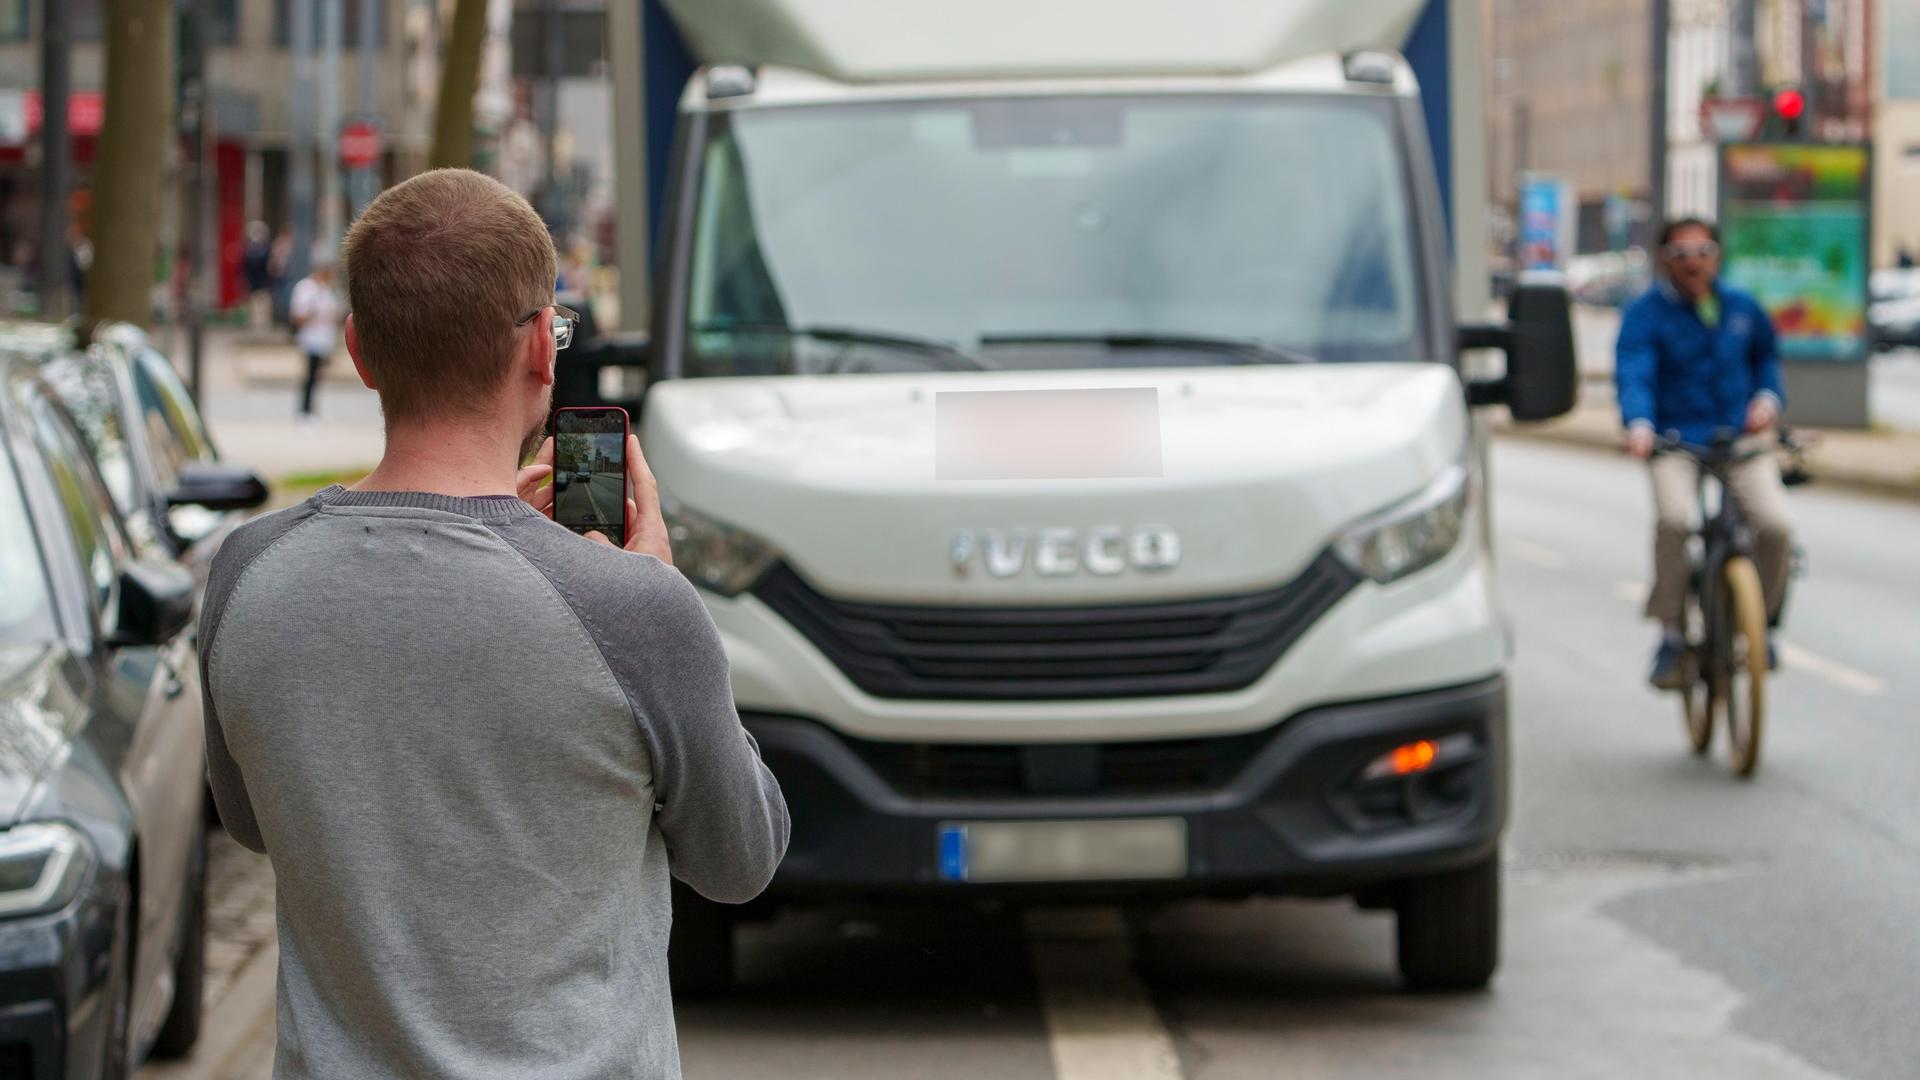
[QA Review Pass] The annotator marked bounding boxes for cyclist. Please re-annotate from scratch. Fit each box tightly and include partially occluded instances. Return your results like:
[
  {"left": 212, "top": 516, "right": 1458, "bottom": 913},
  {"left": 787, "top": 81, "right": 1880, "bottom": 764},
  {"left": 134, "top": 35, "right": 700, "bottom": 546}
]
[{"left": 1616, "top": 216, "right": 1794, "bottom": 689}]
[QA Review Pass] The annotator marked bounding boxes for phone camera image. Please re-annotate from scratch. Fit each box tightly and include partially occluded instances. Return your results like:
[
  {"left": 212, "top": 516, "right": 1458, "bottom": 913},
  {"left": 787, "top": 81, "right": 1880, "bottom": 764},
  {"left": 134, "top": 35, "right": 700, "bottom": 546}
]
[{"left": 552, "top": 409, "right": 629, "bottom": 546}]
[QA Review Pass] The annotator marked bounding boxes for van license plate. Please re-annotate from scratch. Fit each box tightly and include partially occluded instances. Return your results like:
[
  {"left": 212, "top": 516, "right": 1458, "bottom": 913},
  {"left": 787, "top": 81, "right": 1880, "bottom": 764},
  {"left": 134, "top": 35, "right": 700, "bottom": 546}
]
[{"left": 938, "top": 818, "right": 1187, "bottom": 883}]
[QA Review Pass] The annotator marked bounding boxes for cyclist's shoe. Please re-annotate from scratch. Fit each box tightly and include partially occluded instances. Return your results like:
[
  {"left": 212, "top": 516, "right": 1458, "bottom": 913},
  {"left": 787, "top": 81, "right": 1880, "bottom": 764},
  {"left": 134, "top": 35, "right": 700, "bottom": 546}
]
[{"left": 1649, "top": 637, "right": 1688, "bottom": 690}]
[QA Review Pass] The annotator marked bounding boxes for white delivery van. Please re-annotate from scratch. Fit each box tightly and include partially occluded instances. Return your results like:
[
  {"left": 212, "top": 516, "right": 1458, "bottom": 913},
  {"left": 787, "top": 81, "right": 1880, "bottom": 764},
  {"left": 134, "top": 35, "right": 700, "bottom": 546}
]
[{"left": 623, "top": 32, "right": 1576, "bottom": 993}]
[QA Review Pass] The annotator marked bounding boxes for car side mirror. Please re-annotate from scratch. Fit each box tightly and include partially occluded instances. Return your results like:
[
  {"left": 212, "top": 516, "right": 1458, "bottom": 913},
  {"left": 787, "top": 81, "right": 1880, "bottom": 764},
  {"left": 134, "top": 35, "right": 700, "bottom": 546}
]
[
  {"left": 1460, "top": 278, "right": 1578, "bottom": 422},
  {"left": 110, "top": 561, "right": 196, "bottom": 647},
  {"left": 168, "top": 462, "right": 270, "bottom": 511}
]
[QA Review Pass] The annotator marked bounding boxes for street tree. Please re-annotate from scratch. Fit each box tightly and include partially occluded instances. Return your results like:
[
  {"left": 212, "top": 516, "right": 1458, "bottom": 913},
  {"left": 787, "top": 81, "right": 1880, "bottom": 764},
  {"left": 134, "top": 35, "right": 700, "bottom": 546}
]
[
  {"left": 430, "top": 0, "right": 490, "bottom": 169},
  {"left": 86, "top": 0, "right": 174, "bottom": 332}
]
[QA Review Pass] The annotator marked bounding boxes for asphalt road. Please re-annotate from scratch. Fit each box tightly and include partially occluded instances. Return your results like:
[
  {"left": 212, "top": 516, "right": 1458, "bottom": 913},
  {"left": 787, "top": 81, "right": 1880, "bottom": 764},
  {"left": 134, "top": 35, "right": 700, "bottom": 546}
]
[
  {"left": 142, "top": 438, "right": 1916, "bottom": 1080},
  {"left": 554, "top": 470, "right": 626, "bottom": 535}
]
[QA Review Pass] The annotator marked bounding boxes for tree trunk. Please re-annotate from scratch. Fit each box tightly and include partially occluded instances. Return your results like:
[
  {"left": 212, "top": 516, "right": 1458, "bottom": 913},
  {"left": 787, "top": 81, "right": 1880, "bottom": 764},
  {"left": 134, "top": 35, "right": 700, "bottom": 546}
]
[
  {"left": 429, "top": 0, "right": 490, "bottom": 170},
  {"left": 85, "top": 0, "right": 174, "bottom": 332}
]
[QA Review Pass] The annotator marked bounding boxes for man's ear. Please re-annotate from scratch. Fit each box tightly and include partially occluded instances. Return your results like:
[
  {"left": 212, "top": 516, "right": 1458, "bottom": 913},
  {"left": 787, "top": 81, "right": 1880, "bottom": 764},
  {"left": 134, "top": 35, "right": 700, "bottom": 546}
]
[
  {"left": 530, "top": 308, "right": 557, "bottom": 388},
  {"left": 344, "top": 315, "right": 377, "bottom": 390}
]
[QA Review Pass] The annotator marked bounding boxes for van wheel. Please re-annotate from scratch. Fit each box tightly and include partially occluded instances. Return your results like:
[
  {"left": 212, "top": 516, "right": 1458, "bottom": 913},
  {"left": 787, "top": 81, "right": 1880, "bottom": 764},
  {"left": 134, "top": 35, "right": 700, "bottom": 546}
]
[
  {"left": 668, "top": 881, "right": 736, "bottom": 998},
  {"left": 1394, "top": 851, "right": 1500, "bottom": 991}
]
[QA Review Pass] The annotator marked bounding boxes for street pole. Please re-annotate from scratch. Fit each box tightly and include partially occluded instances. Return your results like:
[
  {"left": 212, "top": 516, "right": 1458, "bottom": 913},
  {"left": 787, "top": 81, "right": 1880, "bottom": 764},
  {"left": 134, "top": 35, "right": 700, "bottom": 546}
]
[
  {"left": 181, "top": 0, "right": 213, "bottom": 400},
  {"left": 543, "top": 0, "right": 566, "bottom": 238},
  {"left": 607, "top": 0, "right": 649, "bottom": 329},
  {"left": 1729, "top": 0, "right": 1757, "bottom": 98},
  {"left": 289, "top": 0, "right": 316, "bottom": 291},
  {"left": 1649, "top": 0, "right": 1670, "bottom": 230},
  {"left": 1800, "top": 0, "right": 1820, "bottom": 139},
  {"left": 318, "top": 0, "right": 343, "bottom": 250},
  {"left": 350, "top": 0, "right": 379, "bottom": 216},
  {"left": 38, "top": 0, "right": 71, "bottom": 321}
]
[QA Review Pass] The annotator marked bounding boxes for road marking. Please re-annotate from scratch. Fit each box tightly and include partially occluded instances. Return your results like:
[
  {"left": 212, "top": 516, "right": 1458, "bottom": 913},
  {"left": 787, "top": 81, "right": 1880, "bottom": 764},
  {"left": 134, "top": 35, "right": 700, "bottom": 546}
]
[
  {"left": 1025, "top": 907, "right": 1184, "bottom": 1080},
  {"left": 1778, "top": 641, "right": 1888, "bottom": 697},
  {"left": 1607, "top": 579, "right": 1887, "bottom": 697},
  {"left": 1613, "top": 580, "right": 1650, "bottom": 604},
  {"left": 1505, "top": 537, "right": 1570, "bottom": 569}
]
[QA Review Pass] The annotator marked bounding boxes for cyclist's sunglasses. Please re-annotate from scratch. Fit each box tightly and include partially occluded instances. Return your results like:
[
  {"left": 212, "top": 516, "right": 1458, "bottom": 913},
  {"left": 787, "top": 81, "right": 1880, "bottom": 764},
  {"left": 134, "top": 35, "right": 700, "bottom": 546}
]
[
  {"left": 1662, "top": 241, "right": 1720, "bottom": 261},
  {"left": 514, "top": 303, "right": 581, "bottom": 351}
]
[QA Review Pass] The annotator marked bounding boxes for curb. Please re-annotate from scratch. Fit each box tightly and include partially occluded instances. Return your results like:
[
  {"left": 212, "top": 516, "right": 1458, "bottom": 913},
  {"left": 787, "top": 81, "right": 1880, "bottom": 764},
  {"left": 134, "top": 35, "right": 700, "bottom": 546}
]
[{"left": 1493, "top": 419, "right": 1920, "bottom": 503}]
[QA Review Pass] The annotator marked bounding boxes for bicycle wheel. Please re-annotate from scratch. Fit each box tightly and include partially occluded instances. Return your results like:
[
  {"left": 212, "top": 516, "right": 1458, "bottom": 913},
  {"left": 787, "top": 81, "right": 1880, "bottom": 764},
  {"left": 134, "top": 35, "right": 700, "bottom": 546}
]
[
  {"left": 1681, "top": 668, "right": 1712, "bottom": 755},
  {"left": 1715, "top": 557, "right": 1768, "bottom": 778}
]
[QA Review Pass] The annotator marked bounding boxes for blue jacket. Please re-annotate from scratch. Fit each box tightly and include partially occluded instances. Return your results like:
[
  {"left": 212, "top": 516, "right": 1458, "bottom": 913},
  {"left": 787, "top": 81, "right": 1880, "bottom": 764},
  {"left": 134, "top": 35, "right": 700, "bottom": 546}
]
[{"left": 1615, "top": 281, "right": 1784, "bottom": 445}]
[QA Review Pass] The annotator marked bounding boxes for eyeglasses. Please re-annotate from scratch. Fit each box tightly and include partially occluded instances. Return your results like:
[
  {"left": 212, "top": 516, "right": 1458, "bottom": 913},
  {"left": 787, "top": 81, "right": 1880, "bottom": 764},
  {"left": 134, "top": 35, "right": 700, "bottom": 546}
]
[
  {"left": 514, "top": 303, "right": 581, "bottom": 351},
  {"left": 1662, "top": 241, "right": 1720, "bottom": 261}
]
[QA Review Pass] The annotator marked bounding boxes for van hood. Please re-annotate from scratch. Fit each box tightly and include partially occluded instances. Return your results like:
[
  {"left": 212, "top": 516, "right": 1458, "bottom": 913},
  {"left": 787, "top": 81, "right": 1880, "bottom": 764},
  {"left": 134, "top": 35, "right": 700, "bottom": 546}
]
[{"left": 640, "top": 364, "right": 1470, "bottom": 603}]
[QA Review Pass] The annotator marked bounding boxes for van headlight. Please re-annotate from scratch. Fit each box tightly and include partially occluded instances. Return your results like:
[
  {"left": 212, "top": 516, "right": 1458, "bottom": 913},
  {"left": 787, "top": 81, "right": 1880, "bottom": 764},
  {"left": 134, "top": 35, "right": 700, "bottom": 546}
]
[
  {"left": 1333, "top": 465, "right": 1472, "bottom": 584},
  {"left": 0, "top": 823, "right": 94, "bottom": 918},
  {"left": 661, "top": 496, "right": 780, "bottom": 596}
]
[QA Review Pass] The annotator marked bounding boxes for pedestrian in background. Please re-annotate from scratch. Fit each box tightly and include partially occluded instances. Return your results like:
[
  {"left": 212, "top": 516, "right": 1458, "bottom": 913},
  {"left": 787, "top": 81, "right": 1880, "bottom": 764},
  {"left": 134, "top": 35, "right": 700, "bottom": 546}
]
[
  {"left": 288, "top": 255, "right": 342, "bottom": 420},
  {"left": 1616, "top": 216, "right": 1794, "bottom": 689},
  {"left": 242, "top": 221, "right": 273, "bottom": 332},
  {"left": 196, "top": 168, "right": 786, "bottom": 1079}
]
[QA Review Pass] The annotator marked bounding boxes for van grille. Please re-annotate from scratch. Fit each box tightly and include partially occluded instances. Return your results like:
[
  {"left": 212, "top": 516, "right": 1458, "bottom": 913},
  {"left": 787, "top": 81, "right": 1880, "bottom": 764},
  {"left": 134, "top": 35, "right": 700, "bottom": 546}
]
[
  {"left": 846, "top": 731, "right": 1276, "bottom": 798},
  {"left": 750, "top": 552, "right": 1357, "bottom": 701}
]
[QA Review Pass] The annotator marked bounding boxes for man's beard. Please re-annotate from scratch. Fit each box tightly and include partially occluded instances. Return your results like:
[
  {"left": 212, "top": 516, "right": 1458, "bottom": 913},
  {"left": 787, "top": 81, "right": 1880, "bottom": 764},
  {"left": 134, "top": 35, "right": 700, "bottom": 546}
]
[{"left": 518, "top": 385, "right": 553, "bottom": 465}]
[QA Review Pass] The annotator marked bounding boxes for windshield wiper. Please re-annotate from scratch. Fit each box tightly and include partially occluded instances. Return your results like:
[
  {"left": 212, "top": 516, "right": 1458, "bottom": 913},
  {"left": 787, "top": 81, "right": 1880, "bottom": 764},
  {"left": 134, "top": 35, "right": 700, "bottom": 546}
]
[
  {"left": 978, "top": 332, "right": 1318, "bottom": 366},
  {"left": 696, "top": 321, "right": 991, "bottom": 372}
]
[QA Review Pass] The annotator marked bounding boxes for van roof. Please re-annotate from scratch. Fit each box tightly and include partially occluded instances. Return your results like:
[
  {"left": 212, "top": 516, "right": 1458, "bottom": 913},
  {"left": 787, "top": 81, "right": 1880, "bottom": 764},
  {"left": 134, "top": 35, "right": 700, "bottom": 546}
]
[
  {"left": 682, "top": 52, "right": 1418, "bottom": 112},
  {"left": 660, "top": 0, "right": 1426, "bottom": 85}
]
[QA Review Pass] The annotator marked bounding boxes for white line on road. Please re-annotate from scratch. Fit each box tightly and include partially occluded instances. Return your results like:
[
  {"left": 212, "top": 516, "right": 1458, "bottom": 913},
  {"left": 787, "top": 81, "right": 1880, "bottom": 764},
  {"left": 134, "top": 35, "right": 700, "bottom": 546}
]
[
  {"left": 1608, "top": 579, "right": 1887, "bottom": 697},
  {"left": 1505, "top": 537, "right": 1571, "bottom": 569},
  {"left": 1026, "top": 907, "right": 1185, "bottom": 1080},
  {"left": 1779, "top": 641, "right": 1889, "bottom": 697}
]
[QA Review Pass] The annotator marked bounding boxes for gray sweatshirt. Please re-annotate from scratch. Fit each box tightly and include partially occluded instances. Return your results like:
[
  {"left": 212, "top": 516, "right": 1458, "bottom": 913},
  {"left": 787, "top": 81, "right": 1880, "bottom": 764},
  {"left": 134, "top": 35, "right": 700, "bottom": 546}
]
[{"left": 199, "top": 486, "right": 789, "bottom": 1079}]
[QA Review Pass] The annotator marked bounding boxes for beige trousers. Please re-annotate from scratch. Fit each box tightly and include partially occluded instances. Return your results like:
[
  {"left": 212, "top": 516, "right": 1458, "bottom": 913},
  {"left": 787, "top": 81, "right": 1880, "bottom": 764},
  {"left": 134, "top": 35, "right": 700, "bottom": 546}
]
[{"left": 1647, "top": 438, "right": 1793, "bottom": 625}]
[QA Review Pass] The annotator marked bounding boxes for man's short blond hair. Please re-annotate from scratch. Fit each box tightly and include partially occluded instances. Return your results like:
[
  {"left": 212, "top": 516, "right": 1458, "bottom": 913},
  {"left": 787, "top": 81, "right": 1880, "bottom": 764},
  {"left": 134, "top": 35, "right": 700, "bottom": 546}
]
[{"left": 341, "top": 169, "right": 556, "bottom": 424}]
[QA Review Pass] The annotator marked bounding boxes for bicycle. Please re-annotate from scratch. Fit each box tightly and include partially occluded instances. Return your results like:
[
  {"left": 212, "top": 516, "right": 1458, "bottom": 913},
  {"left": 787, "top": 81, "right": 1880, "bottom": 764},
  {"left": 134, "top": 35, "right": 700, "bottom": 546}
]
[{"left": 1665, "top": 429, "right": 1809, "bottom": 778}]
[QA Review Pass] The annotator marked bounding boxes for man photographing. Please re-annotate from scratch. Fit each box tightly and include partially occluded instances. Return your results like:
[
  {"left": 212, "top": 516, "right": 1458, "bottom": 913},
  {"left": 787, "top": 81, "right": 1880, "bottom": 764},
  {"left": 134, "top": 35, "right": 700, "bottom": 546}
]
[
  {"left": 199, "top": 169, "right": 788, "bottom": 1078},
  {"left": 1616, "top": 216, "right": 1794, "bottom": 690}
]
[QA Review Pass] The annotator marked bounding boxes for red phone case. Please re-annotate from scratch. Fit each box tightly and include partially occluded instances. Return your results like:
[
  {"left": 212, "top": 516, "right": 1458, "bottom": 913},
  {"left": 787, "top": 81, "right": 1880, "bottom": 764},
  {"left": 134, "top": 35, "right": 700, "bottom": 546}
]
[{"left": 550, "top": 406, "right": 631, "bottom": 542}]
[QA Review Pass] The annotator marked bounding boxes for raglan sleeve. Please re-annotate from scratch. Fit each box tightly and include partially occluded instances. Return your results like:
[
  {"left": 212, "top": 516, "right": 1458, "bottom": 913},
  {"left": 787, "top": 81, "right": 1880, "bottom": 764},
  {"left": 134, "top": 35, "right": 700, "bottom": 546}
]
[{"left": 618, "top": 569, "right": 790, "bottom": 903}]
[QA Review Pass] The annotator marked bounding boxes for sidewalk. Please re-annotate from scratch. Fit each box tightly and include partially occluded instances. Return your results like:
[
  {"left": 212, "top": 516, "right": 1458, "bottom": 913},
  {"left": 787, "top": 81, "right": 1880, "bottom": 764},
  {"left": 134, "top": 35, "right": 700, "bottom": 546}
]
[
  {"left": 1494, "top": 379, "right": 1920, "bottom": 500},
  {"left": 180, "top": 326, "right": 385, "bottom": 487}
]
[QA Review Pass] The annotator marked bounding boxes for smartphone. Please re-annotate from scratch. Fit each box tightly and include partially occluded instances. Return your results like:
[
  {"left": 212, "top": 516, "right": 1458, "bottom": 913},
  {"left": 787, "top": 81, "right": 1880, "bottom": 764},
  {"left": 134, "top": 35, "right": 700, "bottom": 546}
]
[{"left": 550, "top": 407, "right": 630, "bottom": 546}]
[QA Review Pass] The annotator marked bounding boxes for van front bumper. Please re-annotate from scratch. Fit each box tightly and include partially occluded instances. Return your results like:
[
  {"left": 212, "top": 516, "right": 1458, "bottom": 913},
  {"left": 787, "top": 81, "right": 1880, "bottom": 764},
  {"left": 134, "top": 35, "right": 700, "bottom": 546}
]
[{"left": 745, "top": 676, "right": 1506, "bottom": 900}]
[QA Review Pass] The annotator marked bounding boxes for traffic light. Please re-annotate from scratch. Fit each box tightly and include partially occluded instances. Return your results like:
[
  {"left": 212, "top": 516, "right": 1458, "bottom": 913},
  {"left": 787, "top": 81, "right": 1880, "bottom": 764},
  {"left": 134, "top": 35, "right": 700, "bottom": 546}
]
[{"left": 1772, "top": 87, "right": 1805, "bottom": 139}]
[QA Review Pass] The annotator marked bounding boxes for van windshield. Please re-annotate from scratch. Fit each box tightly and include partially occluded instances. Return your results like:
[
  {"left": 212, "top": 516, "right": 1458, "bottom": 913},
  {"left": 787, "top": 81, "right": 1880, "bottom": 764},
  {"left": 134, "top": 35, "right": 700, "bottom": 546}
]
[{"left": 682, "top": 94, "right": 1427, "bottom": 377}]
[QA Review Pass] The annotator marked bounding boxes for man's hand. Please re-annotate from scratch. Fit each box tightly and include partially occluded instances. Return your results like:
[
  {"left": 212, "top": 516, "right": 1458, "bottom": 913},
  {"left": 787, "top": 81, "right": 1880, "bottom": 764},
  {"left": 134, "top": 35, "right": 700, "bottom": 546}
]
[
  {"left": 1624, "top": 426, "right": 1655, "bottom": 460},
  {"left": 1745, "top": 396, "right": 1779, "bottom": 435},
  {"left": 585, "top": 434, "right": 674, "bottom": 565},
  {"left": 515, "top": 437, "right": 555, "bottom": 514}
]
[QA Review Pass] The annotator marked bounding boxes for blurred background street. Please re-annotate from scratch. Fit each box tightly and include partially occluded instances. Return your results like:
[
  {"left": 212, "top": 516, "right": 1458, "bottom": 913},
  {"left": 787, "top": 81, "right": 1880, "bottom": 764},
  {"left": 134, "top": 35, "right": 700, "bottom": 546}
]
[{"left": 2, "top": 0, "right": 1916, "bottom": 1077}]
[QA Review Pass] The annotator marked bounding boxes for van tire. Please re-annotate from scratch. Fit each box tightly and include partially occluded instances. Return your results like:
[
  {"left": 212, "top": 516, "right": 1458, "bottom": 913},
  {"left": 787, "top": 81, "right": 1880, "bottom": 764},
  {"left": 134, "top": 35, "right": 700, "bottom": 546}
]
[
  {"left": 1394, "top": 851, "right": 1500, "bottom": 991},
  {"left": 668, "top": 881, "right": 736, "bottom": 998}
]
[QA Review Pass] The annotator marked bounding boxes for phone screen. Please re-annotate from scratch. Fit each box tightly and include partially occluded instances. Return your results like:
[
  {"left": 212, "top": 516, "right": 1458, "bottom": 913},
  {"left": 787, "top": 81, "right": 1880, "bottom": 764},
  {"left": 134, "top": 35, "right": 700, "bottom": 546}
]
[{"left": 551, "top": 407, "right": 629, "bottom": 546}]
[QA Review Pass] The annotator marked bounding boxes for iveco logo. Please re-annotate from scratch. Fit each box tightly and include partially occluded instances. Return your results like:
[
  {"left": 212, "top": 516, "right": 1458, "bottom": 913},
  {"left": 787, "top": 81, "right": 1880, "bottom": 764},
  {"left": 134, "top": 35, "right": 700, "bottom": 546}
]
[{"left": 949, "top": 527, "right": 1181, "bottom": 578}]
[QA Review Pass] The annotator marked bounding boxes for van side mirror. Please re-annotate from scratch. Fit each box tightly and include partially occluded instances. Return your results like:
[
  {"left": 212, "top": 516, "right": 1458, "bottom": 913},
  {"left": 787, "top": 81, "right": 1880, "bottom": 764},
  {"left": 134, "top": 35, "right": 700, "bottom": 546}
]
[
  {"left": 168, "top": 462, "right": 270, "bottom": 511},
  {"left": 110, "top": 561, "right": 196, "bottom": 647},
  {"left": 1460, "top": 279, "right": 1578, "bottom": 422}
]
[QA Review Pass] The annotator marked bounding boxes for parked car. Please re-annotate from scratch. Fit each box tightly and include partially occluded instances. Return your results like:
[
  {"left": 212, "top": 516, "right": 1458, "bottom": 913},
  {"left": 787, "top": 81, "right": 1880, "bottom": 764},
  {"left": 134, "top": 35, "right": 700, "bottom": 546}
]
[
  {"left": 1869, "top": 269, "right": 1920, "bottom": 351},
  {"left": 31, "top": 323, "right": 268, "bottom": 580},
  {"left": 0, "top": 354, "right": 209, "bottom": 1077}
]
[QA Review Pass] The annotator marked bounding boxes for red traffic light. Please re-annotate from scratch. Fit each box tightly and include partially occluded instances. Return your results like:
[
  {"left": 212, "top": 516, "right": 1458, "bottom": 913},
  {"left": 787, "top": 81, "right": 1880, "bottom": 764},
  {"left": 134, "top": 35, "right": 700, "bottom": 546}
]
[{"left": 1773, "top": 87, "right": 1805, "bottom": 121}]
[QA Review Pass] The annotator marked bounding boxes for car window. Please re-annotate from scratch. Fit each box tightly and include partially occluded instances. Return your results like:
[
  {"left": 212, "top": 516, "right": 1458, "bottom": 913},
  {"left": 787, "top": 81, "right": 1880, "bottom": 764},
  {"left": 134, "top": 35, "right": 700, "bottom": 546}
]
[
  {"left": 16, "top": 381, "right": 131, "bottom": 624},
  {"left": 41, "top": 354, "right": 140, "bottom": 517},
  {"left": 131, "top": 347, "right": 213, "bottom": 482},
  {"left": 0, "top": 447, "right": 58, "bottom": 646}
]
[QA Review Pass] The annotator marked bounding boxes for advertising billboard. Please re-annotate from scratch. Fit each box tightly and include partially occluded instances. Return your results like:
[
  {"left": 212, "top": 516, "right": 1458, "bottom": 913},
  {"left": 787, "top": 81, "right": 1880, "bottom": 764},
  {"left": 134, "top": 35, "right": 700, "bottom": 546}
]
[
  {"left": 1718, "top": 143, "right": 1870, "bottom": 362},
  {"left": 1517, "top": 173, "right": 1573, "bottom": 272}
]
